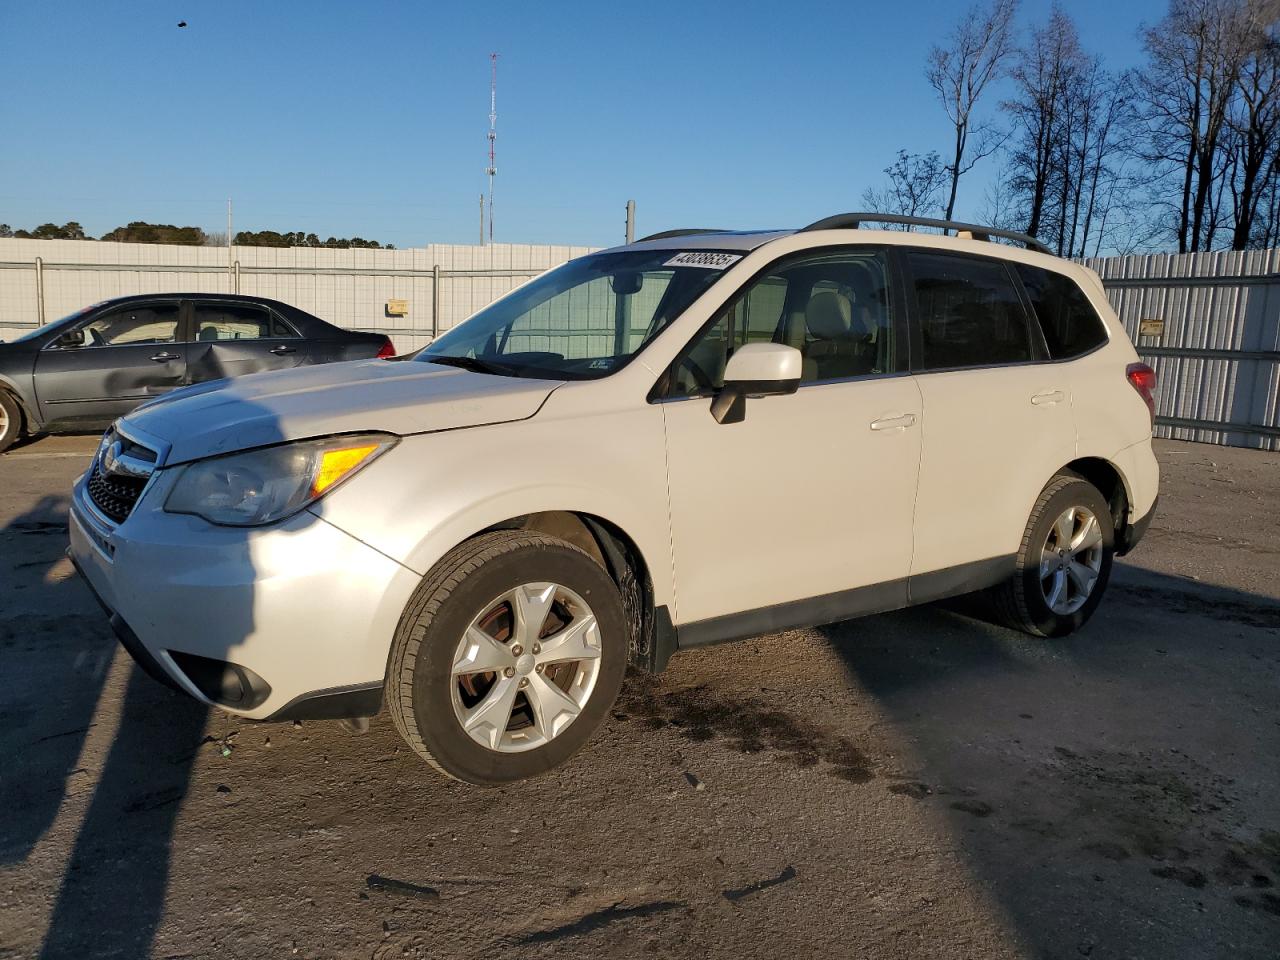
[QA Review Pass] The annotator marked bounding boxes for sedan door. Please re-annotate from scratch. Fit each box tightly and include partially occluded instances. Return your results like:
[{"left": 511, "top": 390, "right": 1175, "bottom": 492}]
[
  {"left": 660, "top": 248, "right": 923, "bottom": 640},
  {"left": 33, "top": 300, "right": 187, "bottom": 426},
  {"left": 187, "top": 300, "right": 306, "bottom": 384}
]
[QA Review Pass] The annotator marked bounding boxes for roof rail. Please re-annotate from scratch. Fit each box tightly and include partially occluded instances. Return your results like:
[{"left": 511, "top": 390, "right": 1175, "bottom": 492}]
[
  {"left": 798, "top": 212, "right": 1053, "bottom": 256},
  {"left": 635, "top": 228, "right": 729, "bottom": 243}
]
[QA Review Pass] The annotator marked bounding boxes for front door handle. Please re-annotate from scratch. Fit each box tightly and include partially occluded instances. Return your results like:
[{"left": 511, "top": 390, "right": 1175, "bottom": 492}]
[
  {"left": 870, "top": 413, "right": 917, "bottom": 431},
  {"left": 1031, "top": 390, "right": 1066, "bottom": 406},
  {"left": 150, "top": 352, "right": 180, "bottom": 362},
  {"left": 269, "top": 345, "right": 297, "bottom": 356}
]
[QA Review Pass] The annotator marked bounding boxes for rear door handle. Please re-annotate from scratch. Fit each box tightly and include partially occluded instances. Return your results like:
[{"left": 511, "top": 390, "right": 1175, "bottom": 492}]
[
  {"left": 269, "top": 345, "right": 297, "bottom": 356},
  {"left": 1031, "top": 390, "right": 1066, "bottom": 406},
  {"left": 870, "top": 413, "right": 917, "bottom": 431},
  {"left": 150, "top": 352, "right": 180, "bottom": 362}
]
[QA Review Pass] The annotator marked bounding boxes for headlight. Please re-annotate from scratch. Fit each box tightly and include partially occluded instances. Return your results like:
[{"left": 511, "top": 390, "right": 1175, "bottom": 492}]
[{"left": 164, "top": 434, "right": 397, "bottom": 526}]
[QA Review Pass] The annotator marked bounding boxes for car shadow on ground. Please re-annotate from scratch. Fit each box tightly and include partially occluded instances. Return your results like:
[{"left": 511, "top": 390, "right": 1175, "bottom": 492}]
[
  {"left": 0, "top": 414, "right": 291, "bottom": 959},
  {"left": 814, "top": 564, "right": 1280, "bottom": 957},
  {"left": 0, "top": 490, "right": 214, "bottom": 960}
]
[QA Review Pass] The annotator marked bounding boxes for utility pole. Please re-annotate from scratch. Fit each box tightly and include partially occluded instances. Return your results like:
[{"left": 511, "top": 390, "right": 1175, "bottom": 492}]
[
  {"left": 227, "top": 198, "right": 233, "bottom": 291},
  {"left": 625, "top": 199, "right": 635, "bottom": 244},
  {"left": 486, "top": 53, "right": 498, "bottom": 244}
]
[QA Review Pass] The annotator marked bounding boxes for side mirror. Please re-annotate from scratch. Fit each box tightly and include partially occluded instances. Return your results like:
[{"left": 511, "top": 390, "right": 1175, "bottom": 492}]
[
  {"left": 55, "top": 329, "right": 86, "bottom": 349},
  {"left": 710, "top": 342, "right": 802, "bottom": 424}
]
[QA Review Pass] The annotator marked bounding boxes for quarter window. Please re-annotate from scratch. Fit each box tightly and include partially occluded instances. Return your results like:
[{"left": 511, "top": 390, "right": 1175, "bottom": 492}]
[
  {"left": 670, "top": 251, "right": 896, "bottom": 395},
  {"left": 907, "top": 252, "right": 1035, "bottom": 370},
  {"left": 1015, "top": 264, "right": 1108, "bottom": 359},
  {"left": 78, "top": 303, "right": 180, "bottom": 347}
]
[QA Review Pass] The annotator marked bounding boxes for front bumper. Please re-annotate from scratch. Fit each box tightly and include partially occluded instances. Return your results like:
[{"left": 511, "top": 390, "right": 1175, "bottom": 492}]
[{"left": 68, "top": 471, "right": 420, "bottom": 721}]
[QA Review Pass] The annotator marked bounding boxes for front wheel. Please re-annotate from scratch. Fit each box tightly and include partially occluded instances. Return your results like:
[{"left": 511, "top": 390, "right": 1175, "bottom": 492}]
[
  {"left": 0, "top": 391, "right": 23, "bottom": 454},
  {"left": 386, "top": 530, "right": 628, "bottom": 784},
  {"left": 989, "top": 473, "right": 1115, "bottom": 638}
]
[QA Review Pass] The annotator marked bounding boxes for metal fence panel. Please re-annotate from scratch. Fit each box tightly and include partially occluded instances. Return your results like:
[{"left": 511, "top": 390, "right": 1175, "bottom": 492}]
[
  {"left": 3, "top": 238, "right": 1277, "bottom": 450},
  {"left": 1085, "top": 248, "right": 1280, "bottom": 451},
  {"left": 0, "top": 238, "right": 597, "bottom": 354}
]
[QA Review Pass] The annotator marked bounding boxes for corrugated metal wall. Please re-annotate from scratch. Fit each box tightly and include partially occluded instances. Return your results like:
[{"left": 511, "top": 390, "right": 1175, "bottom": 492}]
[
  {"left": 1084, "top": 248, "right": 1280, "bottom": 451},
  {"left": 0, "top": 238, "right": 596, "bottom": 353}
]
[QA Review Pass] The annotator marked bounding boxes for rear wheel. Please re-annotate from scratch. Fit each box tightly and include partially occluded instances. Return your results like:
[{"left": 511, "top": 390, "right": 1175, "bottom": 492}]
[
  {"left": 989, "top": 473, "right": 1115, "bottom": 637},
  {"left": 386, "top": 530, "right": 628, "bottom": 784},
  {"left": 0, "top": 391, "right": 23, "bottom": 454}
]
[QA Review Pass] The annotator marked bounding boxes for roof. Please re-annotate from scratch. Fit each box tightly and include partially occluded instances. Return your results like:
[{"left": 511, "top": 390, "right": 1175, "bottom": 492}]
[{"left": 599, "top": 230, "right": 792, "bottom": 255}]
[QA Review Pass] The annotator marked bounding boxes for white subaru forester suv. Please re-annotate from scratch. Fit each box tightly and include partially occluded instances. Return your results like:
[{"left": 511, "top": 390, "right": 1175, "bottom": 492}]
[{"left": 69, "top": 214, "right": 1159, "bottom": 784}]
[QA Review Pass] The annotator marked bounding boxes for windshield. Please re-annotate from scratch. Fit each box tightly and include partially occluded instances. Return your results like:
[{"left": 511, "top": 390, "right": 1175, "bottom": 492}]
[{"left": 417, "top": 250, "right": 739, "bottom": 379}]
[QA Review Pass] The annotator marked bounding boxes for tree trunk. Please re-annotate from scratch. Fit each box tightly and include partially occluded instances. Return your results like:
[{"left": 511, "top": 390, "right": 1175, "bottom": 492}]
[{"left": 946, "top": 121, "right": 965, "bottom": 221}]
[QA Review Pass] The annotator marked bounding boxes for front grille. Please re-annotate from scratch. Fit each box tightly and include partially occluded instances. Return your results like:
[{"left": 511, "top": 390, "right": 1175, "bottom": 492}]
[{"left": 87, "top": 463, "right": 147, "bottom": 523}]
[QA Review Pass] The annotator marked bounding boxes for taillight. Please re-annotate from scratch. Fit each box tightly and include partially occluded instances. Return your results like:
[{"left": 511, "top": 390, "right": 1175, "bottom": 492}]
[
  {"left": 376, "top": 337, "right": 396, "bottom": 359},
  {"left": 1126, "top": 362, "right": 1157, "bottom": 427}
]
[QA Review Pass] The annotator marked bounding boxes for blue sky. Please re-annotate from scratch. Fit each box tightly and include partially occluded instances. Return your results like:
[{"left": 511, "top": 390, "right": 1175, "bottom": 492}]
[{"left": 0, "top": 0, "right": 1168, "bottom": 248}]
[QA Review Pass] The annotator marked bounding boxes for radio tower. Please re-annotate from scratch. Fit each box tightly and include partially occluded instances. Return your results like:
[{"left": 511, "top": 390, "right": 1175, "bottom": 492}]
[{"left": 486, "top": 53, "right": 498, "bottom": 244}]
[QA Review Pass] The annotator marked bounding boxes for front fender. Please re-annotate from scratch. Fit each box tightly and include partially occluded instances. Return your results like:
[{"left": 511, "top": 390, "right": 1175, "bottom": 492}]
[{"left": 308, "top": 409, "right": 675, "bottom": 609}]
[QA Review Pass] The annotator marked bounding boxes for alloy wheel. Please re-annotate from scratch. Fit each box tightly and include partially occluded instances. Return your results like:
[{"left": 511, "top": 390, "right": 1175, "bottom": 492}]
[
  {"left": 449, "top": 582, "right": 603, "bottom": 753},
  {"left": 1039, "top": 505, "right": 1104, "bottom": 615}
]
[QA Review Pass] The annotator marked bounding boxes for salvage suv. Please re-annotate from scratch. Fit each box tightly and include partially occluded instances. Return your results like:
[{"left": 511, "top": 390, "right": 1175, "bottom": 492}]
[{"left": 69, "top": 214, "right": 1159, "bottom": 784}]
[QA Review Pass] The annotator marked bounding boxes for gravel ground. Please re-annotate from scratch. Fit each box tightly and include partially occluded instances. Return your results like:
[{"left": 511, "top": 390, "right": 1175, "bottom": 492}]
[{"left": 0, "top": 435, "right": 1277, "bottom": 960}]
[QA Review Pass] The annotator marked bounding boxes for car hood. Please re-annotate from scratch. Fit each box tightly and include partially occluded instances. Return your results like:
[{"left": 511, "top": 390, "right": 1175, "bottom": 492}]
[{"left": 122, "top": 359, "right": 564, "bottom": 464}]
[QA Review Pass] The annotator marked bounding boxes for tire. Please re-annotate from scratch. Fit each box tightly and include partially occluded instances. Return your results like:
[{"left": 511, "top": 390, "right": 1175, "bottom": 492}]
[
  {"left": 0, "top": 391, "right": 23, "bottom": 454},
  {"left": 386, "top": 530, "right": 628, "bottom": 784},
  {"left": 988, "top": 472, "right": 1115, "bottom": 638}
]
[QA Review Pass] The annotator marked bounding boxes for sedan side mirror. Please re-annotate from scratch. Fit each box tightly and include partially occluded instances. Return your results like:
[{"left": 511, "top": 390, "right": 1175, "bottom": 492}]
[
  {"left": 710, "top": 342, "right": 802, "bottom": 425},
  {"left": 55, "top": 329, "right": 86, "bottom": 349}
]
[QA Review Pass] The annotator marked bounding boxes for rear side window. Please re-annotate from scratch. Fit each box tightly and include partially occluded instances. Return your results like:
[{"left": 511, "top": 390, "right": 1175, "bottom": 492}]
[
  {"left": 195, "top": 303, "right": 295, "bottom": 342},
  {"left": 906, "top": 251, "right": 1034, "bottom": 370},
  {"left": 1015, "top": 264, "right": 1108, "bottom": 359}
]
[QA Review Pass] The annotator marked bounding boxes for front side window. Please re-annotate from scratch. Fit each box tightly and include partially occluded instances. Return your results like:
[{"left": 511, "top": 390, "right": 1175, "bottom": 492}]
[
  {"left": 417, "top": 250, "right": 736, "bottom": 380},
  {"left": 907, "top": 251, "right": 1034, "bottom": 370},
  {"left": 195, "top": 303, "right": 291, "bottom": 342},
  {"left": 1015, "top": 264, "right": 1108, "bottom": 359},
  {"left": 75, "top": 303, "right": 180, "bottom": 347},
  {"left": 669, "top": 250, "right": 896, "bottom": 396}
]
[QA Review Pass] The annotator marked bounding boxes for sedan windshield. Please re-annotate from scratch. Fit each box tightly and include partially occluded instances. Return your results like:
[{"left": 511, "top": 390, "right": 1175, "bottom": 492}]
[
  {"left": 7, "top": 304, "right": 100, "bottom": 344},
  {"left": 416, "top": 250, "right": 738, "bottom": 379}
]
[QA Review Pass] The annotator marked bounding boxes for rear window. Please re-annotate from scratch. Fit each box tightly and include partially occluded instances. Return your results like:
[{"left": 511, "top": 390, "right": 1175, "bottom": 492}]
[{"left": 1015, "top": 264, "right": 1108, "bottom": 359}]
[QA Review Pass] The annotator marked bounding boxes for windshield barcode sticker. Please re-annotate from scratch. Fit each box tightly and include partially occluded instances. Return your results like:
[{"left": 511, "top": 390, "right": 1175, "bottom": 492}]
[{"left": 664, "top": 251, "right": 742, "bottom": 270}]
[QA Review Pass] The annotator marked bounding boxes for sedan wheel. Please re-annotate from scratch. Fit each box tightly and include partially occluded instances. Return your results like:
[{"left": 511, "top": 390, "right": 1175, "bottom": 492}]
[{"left": 0, "top": 391, "right": 22, "bottom": 454}]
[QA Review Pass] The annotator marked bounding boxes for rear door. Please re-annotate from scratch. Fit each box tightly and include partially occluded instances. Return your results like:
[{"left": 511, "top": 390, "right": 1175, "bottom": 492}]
[
  {"left": 33, "top": 300, "right": 186, "bottom": 426},
  {"left": 902, "top": 249, "right": 1076, "bottom": 598},
  {"left": 188, "top": 300, "right": 306, "bottom": 383}
]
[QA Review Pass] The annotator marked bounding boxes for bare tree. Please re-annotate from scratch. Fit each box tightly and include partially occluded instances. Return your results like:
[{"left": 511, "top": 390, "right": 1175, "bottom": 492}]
[
  {"left": 927, "top": 0, "right": 1020, "bottom": 219},
  {"left": 860, "top": 150, "right": 949, "bottom": 221},
  {"left": 1227, "top": 12, "right": 1280, "bottom": 247},
  {"left": 1132, "top": 0, "right": 1260, "bottom": 252},
  {"left": 999, "top": 7, "right": 1135, "bottom": 255},
  {"left": 1004, "top": 8, "right": 1083, "bottom": 240}
]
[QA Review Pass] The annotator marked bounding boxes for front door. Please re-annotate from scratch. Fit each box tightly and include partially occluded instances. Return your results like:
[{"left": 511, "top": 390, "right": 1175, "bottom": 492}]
[
  {"left": 659, "top": 248, "right": 923, "bottom": 638},
  {"left": 34, "top": 300, "right": 187, "bottom": 426}
]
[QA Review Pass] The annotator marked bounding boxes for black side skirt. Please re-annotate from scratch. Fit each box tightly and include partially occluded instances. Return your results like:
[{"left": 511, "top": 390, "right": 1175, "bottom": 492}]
[{"left": 675, "top": 555, "right": 1015, "bottom": 651}]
